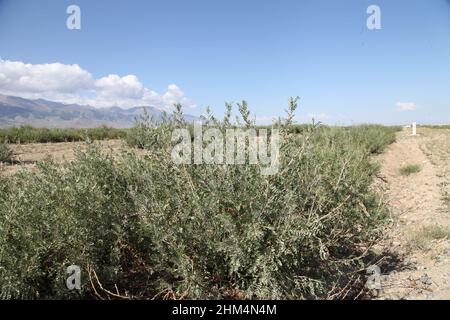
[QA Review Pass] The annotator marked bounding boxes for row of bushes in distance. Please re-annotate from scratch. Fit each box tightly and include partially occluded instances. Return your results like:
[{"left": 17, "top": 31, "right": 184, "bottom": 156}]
[
  {"left": 0, "top": 99, "right": 396, "bottom": 299},
  {"left": 337, "top": 125, "right": 401, "bottom": 154},
  {"left": 0, "top": 125, "right": 127, "bottom": 144},
  {"left": 422, "top": 125, "right": 450, "bottom": 130}
]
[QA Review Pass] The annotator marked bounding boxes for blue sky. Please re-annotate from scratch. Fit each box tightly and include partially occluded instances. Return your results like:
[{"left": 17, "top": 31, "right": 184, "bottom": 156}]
[{"left": 1, "top": 0, "right": 450, "bottom": 124}]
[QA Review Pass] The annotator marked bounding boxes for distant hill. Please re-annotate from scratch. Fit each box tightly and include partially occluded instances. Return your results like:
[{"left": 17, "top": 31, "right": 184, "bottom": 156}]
[{"left": 0, "top": 94, "right": 198, "bottom": 128}]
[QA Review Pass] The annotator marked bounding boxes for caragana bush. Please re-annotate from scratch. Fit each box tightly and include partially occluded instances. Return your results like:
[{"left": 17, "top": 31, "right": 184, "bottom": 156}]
[
  {"left": 0, "top": 142, "right": 13, "bottom": 163},
  {"left": 0, "top": 99, "right": 394, "bottom": 299}
]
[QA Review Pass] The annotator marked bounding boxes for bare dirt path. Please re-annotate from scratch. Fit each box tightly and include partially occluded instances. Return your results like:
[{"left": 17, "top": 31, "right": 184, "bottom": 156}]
[
  {"left": 0, "top": 139, "right": 124, "bottom": 175},
  {"left": 376, "top": 128, "right": 450, "bottom": 300}
]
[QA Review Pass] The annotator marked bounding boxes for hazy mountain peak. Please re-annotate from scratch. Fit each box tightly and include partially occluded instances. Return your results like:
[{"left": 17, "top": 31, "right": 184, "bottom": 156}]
[{"left": 0, "top": 94, "right": 197, "bottom": 128}]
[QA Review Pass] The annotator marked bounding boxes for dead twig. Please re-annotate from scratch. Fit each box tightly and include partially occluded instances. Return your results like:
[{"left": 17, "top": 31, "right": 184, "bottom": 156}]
[{"left": 88, "top": 264, "right": 131, "bottom": 300}]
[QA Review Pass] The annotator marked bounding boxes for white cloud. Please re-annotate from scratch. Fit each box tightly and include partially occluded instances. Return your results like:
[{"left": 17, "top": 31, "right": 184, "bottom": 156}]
[
  {"left": 397, "top": 102, "right": 417, "bottom": 111},
  {"left": 95, "top": 74, "right": 145, "bottom": 100},
  {"left": 0, "top": 59, "right": 195, "bottom": 110},
  {"left": 0, "top": 60, "right": 92, "bottom": 94}
]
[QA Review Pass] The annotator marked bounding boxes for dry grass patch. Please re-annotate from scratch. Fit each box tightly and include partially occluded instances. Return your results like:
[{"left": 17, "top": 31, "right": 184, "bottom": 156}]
[
  {"left": 407, "top": 225, "right": 450, "bottom": 251},
  {"left": 399, "top": 164, "right": 421, "bottom": 176}
]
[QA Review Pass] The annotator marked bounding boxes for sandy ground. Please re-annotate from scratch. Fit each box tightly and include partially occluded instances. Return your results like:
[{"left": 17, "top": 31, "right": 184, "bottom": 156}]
[
  {"left": 376, "top": 127, "right": 450, "bottom": 300},
  {"left": 0, "top": 139, "right": 124, "bottom": 175}
]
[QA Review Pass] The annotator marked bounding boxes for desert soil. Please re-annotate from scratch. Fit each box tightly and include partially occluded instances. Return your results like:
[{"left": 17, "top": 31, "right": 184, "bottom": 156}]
[
  {"left": 0, "top": 139, "right": 124, "bottom": 175},
  {"left": 376, "top": 127, "right": 450, "bottom": 300}
]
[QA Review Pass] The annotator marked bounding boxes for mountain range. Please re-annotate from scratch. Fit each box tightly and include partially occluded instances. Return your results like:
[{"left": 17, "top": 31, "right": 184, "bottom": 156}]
[{"left": 0, "top": 94, "right": 198, "bottom": 128}]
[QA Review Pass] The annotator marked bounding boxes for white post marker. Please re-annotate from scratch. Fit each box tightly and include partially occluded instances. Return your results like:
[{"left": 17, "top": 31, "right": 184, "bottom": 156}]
[{"left": 412, "top": 122, "right": 417, "bottom": 136}]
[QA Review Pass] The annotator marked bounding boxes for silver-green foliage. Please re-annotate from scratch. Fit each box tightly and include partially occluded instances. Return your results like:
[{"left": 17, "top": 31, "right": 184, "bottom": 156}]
[{"left": 0, "top": 99, "right": 392, "bottom": 299}]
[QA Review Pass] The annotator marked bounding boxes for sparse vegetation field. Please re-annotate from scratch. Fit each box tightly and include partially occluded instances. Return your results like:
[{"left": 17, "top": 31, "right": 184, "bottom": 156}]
[
  {"left": 0, "top": 101, "right": 401, "bottom": 300},
  {"left": 0, "top": 125, "right": 127, "bottom": 144}
]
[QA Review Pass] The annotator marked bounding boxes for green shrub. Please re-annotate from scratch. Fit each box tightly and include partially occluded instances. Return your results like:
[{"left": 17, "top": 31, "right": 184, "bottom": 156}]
[
  {"left": 0, "top": 142, "right": 13, "bottom": 163},
  {"left": 0, "top": 100, "right": 394, "bottom": 300},
  {"left": 344, "top": 125, "right": 400, "bottom": 155},
  {"left": 399, "top": 164, "right": 421, "bottom": 176},
  {"left": 0, "top": 125, "right": 127, "bottom": 144}
]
